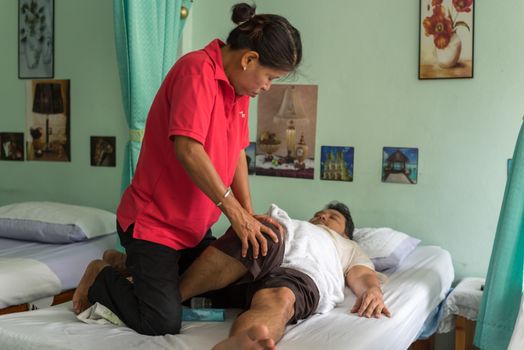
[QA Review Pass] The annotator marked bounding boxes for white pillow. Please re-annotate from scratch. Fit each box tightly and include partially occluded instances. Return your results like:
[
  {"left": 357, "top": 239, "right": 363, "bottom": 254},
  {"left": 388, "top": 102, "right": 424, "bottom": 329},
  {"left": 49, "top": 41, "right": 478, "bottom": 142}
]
[
  {"left": 0, "top": 201, "right": 116, "bottom": 243},
  {"left": 353, "top": 227, "right": 420, "bottom": 272}
]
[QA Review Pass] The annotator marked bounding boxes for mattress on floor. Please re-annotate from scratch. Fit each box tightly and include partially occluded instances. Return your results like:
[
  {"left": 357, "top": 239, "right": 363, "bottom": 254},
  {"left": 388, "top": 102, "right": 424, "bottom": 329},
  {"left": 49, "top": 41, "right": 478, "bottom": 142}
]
[{"left": 0, "top": 245, "right": 453, "bottom": 350}]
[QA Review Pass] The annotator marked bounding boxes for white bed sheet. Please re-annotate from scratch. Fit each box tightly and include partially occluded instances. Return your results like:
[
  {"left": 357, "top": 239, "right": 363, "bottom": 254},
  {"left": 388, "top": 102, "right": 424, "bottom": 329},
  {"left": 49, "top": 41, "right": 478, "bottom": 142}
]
[
  {"left": 0, "top": 234, "right": 117, "bottom": 309},
  {"left": 0, "top": 245, "right": 453, "bottom": 350}
]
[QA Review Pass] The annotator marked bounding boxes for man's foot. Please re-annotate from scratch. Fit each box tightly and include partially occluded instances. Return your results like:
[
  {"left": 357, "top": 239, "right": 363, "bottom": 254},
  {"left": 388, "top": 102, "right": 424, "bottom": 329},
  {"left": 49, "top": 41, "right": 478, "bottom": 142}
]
[
  {"left": 102, "top": 249, "right": 129, "bottom": 276},
  {"left": 72, "top": 259, "right": 109, "bottom": 314},
  {"left": 212, "top": 325, "right": 276, "bottom": 350}
]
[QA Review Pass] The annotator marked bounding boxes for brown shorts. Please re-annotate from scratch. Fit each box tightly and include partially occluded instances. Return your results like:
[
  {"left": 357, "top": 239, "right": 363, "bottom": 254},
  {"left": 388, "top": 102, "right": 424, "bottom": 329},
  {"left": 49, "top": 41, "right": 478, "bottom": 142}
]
[{"left": 209, "top": 223, "right": 320, "bottom": 324}]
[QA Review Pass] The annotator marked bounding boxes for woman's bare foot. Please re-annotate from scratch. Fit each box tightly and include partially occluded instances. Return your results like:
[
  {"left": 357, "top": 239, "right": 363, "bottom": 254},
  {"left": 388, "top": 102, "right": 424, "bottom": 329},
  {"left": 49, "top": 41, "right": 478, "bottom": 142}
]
[
  {"left": 102, "top": 249, "right": 129, "bottom": 276},
  {"left": 72, "top": 259, "right": 109, "bottom": 314},
  {"left": 212, "top": 325, "right": 276, "bottom": 350}
]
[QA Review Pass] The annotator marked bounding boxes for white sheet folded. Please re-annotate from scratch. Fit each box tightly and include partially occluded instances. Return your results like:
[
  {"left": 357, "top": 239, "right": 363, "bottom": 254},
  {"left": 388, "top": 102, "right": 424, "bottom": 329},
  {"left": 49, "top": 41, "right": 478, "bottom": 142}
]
[
  {"left": 0, "top": 257, "right": 61, "bottom": 309},
  {"left": 77, "top": 302, "right": 126, "bottom": 326}
]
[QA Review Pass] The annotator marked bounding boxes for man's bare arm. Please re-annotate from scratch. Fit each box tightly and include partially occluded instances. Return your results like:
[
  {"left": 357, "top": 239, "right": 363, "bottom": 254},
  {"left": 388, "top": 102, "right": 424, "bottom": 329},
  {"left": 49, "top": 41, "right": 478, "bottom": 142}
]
[{"left": 345, "top": 265, "right": 391, "bottom": 319}]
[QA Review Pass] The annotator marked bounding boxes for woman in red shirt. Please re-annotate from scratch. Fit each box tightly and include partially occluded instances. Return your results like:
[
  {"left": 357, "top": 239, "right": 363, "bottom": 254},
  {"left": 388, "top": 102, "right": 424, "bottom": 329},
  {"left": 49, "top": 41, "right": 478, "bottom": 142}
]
[{"left": 73, "top": 1, "right": 302, "bottom": 341}]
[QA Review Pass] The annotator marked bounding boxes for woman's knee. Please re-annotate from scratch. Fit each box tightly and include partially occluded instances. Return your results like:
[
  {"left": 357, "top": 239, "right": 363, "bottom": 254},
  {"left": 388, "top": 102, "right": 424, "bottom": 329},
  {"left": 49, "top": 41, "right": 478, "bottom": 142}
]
[{"left": 138, "top": 316, "right": 181, "bottom": 336}]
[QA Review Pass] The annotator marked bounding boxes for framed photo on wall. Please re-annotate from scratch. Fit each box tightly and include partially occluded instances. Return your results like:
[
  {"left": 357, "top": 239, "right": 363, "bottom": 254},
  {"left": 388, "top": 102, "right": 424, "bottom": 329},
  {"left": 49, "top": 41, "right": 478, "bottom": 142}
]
[
  {"left": 320, "top": 146, "right": 354, "bottom": 182},
  {"left": 90, "top": 136, "right": 116, "bottom": 167},
  {"left": 26, "top": 80, "right": 70, "bottom": 161},
  {"left": 419, "top": 0, "right": 474, "bottom": 79},
  {"left": 382, "top": 147, "right": 418, "bottom": 184},
  {"left": 246, "top": 142, "right": 256, "bottom": 175},
  {"left": 18, "top": 0, "right": 54, "bottom": 79},
  {"left": 255, "top": 84, "right": 318, "bottom": 180},
  {"left": 0, "top": 133, "right": 24, "bottom": 161}
]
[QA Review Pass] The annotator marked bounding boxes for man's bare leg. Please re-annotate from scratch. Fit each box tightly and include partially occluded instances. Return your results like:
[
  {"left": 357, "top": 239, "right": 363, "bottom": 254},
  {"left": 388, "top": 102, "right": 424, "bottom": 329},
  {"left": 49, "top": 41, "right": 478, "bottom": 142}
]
[
  {"left": 102, "top": 249, "right": 128, "bottom": 276},
  {"left": 230, "top": 287, "right": 295, "bottom": 344},
  {"left": 72, "top": 259, "right": 109, "bottom": 314},
  {"left": 179, "top": 246, "right": 248, "bottom": 302},
  {"left": 212, "top": 325, "right": 276, "bottom": 350}
]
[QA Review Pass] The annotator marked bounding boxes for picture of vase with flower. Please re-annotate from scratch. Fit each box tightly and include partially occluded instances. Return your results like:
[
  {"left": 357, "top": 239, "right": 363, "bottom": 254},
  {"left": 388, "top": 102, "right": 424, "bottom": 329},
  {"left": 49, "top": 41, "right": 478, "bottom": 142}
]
[
  {"left": 18, "top": 0, "right": 54, "bottom": 79},
  {"left": 419, "top": 0, "right": 474, "bottom": 79}
]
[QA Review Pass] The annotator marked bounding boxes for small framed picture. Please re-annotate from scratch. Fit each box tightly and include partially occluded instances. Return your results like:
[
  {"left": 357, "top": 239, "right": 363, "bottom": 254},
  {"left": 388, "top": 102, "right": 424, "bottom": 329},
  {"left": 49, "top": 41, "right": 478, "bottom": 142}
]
[
  {"left": 90, "top": 136, "right": 116, "bottom": 167},
  {"left": 26, "top": 80, "right": 70, "bottom": 161},
  {"left": 320, "top": 146, "right": 354, "bottom": 182},
  {"left": 0, "top": 133, "right": 25, "bottom": 161},
  {"left": 245, "top": 142, "right": 256, "bottom": 175},
  {"left": 18, "top": 0, "right": 55, "bottom": 79},
  {"left": 382, "top": 147, "right": 418, "bottom": 184},
  {"left": 419, "top": 0, "right": 474, "bottom": 79}
]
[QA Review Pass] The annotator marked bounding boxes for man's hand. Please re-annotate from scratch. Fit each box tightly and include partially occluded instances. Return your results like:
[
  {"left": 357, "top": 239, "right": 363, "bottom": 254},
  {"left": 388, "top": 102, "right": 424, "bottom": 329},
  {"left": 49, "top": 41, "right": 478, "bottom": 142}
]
[{"left": 351, "top": 286, "right": 391, "bottom": 319}]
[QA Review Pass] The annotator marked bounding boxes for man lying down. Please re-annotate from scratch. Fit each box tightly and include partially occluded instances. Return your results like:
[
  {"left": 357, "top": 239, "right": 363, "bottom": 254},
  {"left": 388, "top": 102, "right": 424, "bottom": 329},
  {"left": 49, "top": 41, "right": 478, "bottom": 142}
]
[{"left": 74, "top": 201, "right": 390, "bottom": 350}]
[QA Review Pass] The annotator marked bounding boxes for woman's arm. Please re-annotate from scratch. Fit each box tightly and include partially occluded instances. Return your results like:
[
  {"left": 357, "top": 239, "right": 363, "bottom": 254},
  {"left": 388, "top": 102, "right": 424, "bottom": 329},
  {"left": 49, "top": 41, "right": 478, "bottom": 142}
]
[
  {"left": 231, "top": 149, "right": 254, "bottom": 214},
  {"left": 231, "top": 149, "right": 284, "bottom": 240},
  {"left": 173, "top": 136, "right": 278, "bottom": 258}
]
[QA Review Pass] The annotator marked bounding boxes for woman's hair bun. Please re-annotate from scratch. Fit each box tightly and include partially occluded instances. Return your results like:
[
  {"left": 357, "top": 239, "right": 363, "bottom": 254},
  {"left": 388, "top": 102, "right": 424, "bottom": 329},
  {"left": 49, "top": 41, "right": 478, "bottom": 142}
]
[{"left": 231, "top": 3, "right": 256, "bottom": 24}]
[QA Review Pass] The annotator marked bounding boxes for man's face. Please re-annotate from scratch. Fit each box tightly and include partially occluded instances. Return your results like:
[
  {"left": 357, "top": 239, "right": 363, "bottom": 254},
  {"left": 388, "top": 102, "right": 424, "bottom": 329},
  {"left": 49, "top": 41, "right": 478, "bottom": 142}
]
[{"left": 309, "top": 209, "right": 347, "bottom": 238}]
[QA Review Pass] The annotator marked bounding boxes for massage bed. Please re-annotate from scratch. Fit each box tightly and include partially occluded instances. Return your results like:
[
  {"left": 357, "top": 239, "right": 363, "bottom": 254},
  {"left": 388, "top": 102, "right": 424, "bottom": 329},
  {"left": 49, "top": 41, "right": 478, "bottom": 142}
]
[{"left": 0, "top": 245, "right": 453, "bottom": 350}]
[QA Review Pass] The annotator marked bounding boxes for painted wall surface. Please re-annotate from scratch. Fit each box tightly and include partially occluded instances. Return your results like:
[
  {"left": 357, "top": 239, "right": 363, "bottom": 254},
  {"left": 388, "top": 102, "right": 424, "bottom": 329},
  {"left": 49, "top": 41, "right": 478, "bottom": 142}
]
[
  {"left": 0, "top": 0, "right": 127, "bottom": 212},
  {"left": 190, "top": 0, "right": 523, "bottom": 280},
  {"left": 0, "top": 0, "right": 522, "bottom": 281}
]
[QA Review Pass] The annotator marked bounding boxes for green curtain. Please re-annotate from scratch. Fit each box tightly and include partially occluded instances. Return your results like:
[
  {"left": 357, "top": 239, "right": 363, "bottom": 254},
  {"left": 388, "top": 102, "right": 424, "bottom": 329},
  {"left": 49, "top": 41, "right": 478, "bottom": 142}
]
[
  {"left": 475, "top": 119, "right": 524, "bottom": 349},
  {"left": 113, "top": 0, "right": 192, "bottom": 193}
]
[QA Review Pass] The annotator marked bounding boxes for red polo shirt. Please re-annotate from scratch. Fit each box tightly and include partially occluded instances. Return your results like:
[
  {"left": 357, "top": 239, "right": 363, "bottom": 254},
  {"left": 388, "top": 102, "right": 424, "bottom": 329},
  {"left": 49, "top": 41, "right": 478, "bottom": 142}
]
[{"left": 117, "top": 39, "right": 250, "bottom": 250}]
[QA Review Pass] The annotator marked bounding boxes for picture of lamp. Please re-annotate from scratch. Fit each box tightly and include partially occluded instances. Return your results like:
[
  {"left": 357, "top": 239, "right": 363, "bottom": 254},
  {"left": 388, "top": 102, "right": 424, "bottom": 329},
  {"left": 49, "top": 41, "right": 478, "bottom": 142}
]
[
  {"left": 32, "top": 82, "right": 64, "bottom": 153},
  {"left": 273, "top": 85, "right": 308, "bottom": 163}
]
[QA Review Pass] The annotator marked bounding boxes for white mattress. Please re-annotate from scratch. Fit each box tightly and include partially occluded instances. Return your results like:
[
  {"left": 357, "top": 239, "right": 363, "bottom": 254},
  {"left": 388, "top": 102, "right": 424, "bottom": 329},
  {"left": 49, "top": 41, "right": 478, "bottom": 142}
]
[
  {"left": 0, "top": 234, "right": 118, "bottom": 309},
  {"left": 0, "top": 245, "right": 453, "bottom": 350}
]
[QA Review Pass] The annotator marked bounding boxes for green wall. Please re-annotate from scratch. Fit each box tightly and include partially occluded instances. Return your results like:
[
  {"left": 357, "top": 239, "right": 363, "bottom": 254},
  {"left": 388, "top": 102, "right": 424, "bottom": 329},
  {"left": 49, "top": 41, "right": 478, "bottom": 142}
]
[
  {"left": 0, "top": 0, "right": 127, "bottom": 212},
  {"left": 190, "top": 0, "right": 523, "bottom": 280},
  {"left": 0, "top": 0, "right": 522, "bottom": 280}
]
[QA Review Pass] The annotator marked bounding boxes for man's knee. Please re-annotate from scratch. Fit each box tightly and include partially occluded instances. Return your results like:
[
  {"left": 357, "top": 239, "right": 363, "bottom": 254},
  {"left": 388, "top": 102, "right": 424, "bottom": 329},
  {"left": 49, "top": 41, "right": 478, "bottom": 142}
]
[{"left": 252, "top": 287, "right": 296, "bottom": 319}]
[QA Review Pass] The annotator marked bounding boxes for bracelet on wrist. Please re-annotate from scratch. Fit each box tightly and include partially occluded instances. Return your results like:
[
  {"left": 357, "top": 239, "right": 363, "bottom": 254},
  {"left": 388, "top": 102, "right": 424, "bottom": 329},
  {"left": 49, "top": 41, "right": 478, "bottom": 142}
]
[{"left": 216, "top": 188, "right": 232, "bottom": 207}]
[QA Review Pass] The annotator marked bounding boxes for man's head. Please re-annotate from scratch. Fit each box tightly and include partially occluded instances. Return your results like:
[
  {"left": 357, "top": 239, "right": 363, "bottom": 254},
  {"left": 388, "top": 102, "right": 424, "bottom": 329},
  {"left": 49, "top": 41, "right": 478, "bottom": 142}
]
[{"left": 309, "top": 201, "right": 355, "bottom": 239}]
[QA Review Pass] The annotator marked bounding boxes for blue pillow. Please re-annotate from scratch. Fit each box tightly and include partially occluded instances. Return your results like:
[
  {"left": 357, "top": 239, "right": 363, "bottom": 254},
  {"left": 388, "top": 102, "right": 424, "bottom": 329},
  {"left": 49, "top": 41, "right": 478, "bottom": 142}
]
[{"left": 0, "top": 202, "right": 116, "bottom": 243}]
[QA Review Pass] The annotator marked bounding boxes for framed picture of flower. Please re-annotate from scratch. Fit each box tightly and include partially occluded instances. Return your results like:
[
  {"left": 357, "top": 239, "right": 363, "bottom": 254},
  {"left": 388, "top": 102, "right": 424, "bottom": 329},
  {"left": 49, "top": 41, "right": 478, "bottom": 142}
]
[
  {"left": 18, "top": 0, "right": 54, "bottom": 79},
  {"left": 419, "top": 0, "right": 474, "bottom": 79}
]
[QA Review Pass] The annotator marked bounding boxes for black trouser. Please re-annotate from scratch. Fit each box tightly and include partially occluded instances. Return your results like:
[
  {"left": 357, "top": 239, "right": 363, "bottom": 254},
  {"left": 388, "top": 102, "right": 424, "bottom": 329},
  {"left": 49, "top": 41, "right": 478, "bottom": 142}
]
[{"left": 87, "top": 222, "right": 215, "bottom": 336}]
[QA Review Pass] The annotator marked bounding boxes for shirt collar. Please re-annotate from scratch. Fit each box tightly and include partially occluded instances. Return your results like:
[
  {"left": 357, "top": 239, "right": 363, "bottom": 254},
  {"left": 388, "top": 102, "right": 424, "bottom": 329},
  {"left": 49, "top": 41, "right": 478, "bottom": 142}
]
[
  {"left": 203, "top": 39, "right": 229, "bottom": 83},
  {"left": 203, "top": 39, "right": 247, "bottom": 104}
]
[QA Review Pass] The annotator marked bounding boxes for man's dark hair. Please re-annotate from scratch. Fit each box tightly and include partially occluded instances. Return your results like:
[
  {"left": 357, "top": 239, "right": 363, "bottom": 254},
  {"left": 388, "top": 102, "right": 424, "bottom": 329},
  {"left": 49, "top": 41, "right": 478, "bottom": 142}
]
[
  {"left": 227, "top": 3, "right": 302, "bottom": 72},
  {"left": 325, "top": 201, "right": 355, "bottom": 240}
]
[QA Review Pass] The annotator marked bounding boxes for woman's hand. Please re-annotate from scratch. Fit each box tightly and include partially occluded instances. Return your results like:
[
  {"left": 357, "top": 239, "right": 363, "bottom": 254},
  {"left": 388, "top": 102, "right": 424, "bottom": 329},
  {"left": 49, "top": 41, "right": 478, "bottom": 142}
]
[
  {"left": 229, "top": 209, "right": 281, "bottom": 259},
  {"left": 253, "top": 214, "right": 285, "bottom": 241}
]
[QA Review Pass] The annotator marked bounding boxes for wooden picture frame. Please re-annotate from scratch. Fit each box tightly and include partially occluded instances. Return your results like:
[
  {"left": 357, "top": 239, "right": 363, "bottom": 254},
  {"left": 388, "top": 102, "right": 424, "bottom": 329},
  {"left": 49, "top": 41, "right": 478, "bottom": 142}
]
[
  {"left": 419, "top": 0, "right": 474, "bottom": 79},
  {"left": 18, "top": 0, "right": 54, "bottom": 79}
]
